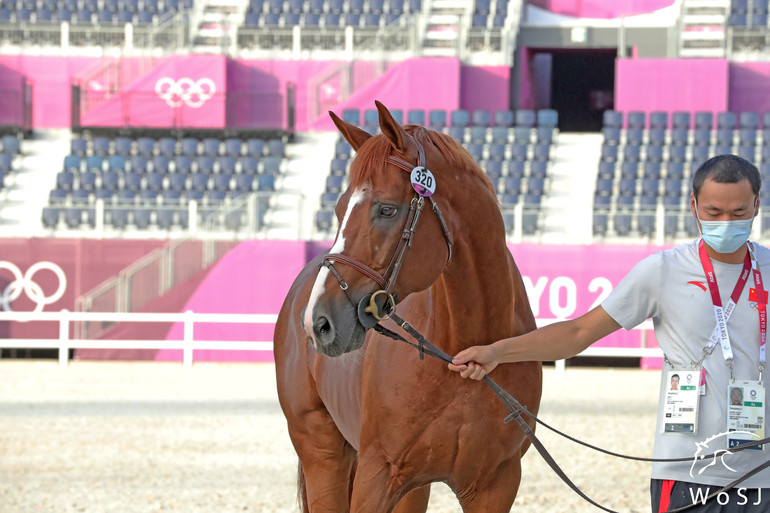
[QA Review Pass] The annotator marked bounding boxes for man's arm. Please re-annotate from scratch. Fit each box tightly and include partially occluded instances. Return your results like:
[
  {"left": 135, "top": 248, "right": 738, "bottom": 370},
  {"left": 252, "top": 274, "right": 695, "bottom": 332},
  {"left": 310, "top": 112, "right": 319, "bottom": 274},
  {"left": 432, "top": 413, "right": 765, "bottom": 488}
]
[{"left": 448, "top": 306, "right": 623, "bottom": 380}]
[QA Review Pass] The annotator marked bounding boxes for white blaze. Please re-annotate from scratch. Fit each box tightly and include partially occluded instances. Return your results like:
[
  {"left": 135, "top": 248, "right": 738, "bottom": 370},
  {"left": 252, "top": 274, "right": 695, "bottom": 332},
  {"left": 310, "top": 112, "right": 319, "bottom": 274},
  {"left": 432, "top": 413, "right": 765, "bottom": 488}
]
[{"left": 303, "top": 189, "right": 364, "bottom": 337}]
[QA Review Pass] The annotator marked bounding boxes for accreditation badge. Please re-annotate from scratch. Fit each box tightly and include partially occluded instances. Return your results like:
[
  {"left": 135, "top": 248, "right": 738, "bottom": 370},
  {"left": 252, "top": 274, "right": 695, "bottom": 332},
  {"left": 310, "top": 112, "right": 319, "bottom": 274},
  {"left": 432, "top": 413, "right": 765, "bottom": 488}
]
[
  {"left": 662, "top": 368, "right": 701, "bottom": 434},
  {"left": 726, "top": 381, "right": 765, "bottom": 451}
]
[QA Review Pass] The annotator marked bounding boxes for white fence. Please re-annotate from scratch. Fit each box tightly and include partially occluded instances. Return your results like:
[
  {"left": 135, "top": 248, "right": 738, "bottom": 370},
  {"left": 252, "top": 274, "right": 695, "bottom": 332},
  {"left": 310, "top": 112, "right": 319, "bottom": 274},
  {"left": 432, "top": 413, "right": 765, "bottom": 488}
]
[{"left": 0, "top": 311, "right": 661, "bottom": 372}]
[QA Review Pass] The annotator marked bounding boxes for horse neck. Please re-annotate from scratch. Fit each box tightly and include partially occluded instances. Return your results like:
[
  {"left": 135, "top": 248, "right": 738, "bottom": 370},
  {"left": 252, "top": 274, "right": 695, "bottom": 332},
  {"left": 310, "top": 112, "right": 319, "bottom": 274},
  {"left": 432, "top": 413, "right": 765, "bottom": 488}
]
[{"left": 432, "top": 221, "right": 533, "bottom": 354}]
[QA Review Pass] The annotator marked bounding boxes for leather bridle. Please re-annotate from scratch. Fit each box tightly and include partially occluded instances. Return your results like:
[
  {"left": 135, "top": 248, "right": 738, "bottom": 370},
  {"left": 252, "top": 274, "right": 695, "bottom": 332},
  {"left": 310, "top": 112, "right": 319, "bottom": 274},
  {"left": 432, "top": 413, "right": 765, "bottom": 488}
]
[{"left": 320, "top": 140, "right": 453, "bottom": 324}]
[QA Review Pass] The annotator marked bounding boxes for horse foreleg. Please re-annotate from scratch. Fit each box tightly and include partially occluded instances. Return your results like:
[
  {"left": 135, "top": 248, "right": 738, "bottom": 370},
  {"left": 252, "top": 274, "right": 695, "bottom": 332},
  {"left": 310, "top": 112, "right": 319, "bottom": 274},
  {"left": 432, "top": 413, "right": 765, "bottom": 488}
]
[
  {"left": 392, "top": 485, "right": 431, "bottom": 513},
  {"left": 288, "top": 408, "right": 357, "bottom": 513},
  {"left": 348, "top": 453, "right": 430, "bottom": 513},
  {"left": 455, "top": 458, "right": 522, "bottom": 513}
]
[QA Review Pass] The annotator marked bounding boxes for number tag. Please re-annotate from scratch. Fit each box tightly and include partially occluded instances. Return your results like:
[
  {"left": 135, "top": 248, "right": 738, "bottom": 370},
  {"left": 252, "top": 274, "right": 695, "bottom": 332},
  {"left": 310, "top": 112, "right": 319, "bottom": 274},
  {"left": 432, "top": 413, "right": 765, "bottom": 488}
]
[{"left": 410, "top": 166, "right": 436, "bottom": 197}]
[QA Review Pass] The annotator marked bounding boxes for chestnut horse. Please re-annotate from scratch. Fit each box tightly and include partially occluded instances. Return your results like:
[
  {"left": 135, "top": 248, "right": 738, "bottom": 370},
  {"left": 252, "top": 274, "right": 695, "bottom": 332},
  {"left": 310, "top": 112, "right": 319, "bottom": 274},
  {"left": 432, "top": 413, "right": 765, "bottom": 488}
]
[{"left": 273, "top": 101, "right": 542, "bottom": 512}]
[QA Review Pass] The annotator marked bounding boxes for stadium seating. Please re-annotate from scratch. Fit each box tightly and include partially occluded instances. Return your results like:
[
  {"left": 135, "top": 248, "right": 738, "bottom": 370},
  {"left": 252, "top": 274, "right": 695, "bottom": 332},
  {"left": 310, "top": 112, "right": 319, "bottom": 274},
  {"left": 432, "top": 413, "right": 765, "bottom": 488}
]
[
  {"left": 314, "top": 108, "right": 558, "bottom": 237},
  {"left": 592, "top": 109, "right": 769, "bottom": 239},
  {"left": 44, "top": 134, "right": 286, "bottom": 231}
]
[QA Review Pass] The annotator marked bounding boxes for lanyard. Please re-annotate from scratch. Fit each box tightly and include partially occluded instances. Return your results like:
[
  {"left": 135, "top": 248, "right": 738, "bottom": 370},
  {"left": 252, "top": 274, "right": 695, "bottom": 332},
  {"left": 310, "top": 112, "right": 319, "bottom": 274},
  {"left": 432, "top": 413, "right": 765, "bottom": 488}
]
[
  {"left": 698, "top": 240, "right": 766, "bottom": 380},
  {"left": 748, "top": 242, "right": 767, "bottom": 380}
]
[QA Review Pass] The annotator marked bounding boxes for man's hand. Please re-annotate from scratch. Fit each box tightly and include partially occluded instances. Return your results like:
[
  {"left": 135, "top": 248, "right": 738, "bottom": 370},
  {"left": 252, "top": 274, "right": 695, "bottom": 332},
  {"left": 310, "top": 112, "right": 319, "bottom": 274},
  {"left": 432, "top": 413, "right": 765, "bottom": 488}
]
[{"left": 447, "top": 344, "right": 500, "bottom": 380}]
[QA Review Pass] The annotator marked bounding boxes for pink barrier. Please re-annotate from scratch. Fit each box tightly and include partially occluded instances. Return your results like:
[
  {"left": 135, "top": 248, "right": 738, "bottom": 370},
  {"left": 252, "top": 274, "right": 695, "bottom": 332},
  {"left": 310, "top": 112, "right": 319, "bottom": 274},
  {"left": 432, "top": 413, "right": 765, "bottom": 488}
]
[
  {"left": 615, "top": 58, "right": 729, "bottom": 127},
  {"left": 80, "top": 54, "right": 227, "bottom": 129},
  {"left": 729, "top": 62, "right": 770, "bottom": 123},
  {"left": 310, "top": 58, "right": 464, "bottom": 131},
  {"left": 152, "top": 241, "right": 668, "bottom": 367},
  {"left": 528, "top": 0, "right": 675, "bottom": 19}
]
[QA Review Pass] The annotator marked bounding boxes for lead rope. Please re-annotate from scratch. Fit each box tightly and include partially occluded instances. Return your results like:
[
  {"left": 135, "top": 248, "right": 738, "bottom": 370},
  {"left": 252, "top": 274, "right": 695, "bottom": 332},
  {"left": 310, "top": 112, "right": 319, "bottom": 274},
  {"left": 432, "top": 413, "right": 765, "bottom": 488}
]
[{"left": 375, "top": 315, "right": 770, "bottom": 513}]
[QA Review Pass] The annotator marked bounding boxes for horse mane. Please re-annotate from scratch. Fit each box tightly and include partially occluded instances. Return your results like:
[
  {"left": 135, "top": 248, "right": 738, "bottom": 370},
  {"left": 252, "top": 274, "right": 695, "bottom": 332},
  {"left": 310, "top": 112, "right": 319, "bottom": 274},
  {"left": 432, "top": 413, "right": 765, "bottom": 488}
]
[{"left": 348, "top": 125, "right": 498, "bottom": 199}]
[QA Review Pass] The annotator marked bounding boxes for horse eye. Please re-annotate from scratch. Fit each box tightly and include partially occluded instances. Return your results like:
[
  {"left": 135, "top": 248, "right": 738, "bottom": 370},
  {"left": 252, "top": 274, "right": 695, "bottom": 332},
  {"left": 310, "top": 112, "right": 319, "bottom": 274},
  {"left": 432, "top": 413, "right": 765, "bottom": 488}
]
[{"left": 380, "top": 206, "right": 397, "bottom": 218}]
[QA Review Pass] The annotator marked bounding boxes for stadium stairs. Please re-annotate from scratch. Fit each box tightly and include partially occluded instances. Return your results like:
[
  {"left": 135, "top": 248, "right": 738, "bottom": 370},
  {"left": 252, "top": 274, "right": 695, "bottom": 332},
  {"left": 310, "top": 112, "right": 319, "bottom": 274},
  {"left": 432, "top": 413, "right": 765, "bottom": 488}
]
[{"left": 0, "top": 130, "right": 69, "bottom": 236}]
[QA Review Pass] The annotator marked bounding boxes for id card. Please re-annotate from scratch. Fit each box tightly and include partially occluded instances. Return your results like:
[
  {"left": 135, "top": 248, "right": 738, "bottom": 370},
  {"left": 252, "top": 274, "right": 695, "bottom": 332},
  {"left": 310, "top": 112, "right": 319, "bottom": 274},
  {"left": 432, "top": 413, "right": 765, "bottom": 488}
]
[
  {"left": 726, "top": 381, "right": 765, "bottom": 451},
  {"left": 662, "top": 368, "right": 701, "bottom": 434}
]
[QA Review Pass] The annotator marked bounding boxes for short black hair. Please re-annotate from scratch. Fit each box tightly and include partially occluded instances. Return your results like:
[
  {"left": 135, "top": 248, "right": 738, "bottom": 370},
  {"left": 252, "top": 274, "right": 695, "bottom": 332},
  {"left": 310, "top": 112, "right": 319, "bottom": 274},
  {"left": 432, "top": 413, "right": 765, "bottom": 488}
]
[{"left": 692, "top": 154, "right": 761, "bottom": 200}]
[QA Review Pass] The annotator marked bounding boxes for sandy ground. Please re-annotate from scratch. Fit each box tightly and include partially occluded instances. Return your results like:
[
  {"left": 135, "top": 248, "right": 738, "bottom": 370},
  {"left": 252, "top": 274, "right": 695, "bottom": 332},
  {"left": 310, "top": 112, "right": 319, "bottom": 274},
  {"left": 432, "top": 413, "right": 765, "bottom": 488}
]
[{"left": 0, "top": 361, "right": 660, "bottom": 512}]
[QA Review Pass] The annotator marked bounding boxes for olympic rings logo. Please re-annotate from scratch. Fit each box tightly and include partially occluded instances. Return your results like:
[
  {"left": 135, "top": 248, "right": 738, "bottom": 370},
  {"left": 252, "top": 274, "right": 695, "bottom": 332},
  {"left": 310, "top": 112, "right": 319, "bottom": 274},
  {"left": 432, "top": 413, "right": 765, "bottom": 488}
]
[
  {"left": 155, "top": 77, "right": 216, "bottom": 109},
  {"left": 0, "top": 261, "right": 67, "bottom": 312}
]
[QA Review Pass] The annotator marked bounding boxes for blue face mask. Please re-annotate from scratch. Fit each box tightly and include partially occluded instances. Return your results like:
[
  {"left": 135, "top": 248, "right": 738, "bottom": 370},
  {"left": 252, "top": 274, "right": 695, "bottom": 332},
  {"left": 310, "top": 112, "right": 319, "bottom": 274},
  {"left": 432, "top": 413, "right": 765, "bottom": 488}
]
[{"left": 695, "top": 200, "right": 756, "bottom": 254}]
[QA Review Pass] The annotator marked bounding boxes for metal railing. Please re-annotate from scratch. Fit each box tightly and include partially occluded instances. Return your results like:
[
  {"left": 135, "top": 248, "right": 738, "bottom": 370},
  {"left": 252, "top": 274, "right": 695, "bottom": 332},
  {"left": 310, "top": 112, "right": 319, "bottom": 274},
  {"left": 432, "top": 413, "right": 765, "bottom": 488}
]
[
  {"left": 0, "top": 310, "right": 276, "bottom": 370},
  {"left": 0, "top": 310, "right": 659, "bottom": 373},
  {"left": 0, "top": 15, "right": 188, "bottom": 54},
  {"left": 71, "top": 88, "right": 292, "bottom": 132}
]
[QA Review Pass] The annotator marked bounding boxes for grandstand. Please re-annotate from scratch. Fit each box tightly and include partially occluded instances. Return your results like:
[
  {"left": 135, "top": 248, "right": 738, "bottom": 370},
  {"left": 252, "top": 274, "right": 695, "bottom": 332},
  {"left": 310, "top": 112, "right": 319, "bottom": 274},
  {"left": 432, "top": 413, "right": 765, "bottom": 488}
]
[{"left": 3, "top": 0, "right": 770, "bottom": 361}]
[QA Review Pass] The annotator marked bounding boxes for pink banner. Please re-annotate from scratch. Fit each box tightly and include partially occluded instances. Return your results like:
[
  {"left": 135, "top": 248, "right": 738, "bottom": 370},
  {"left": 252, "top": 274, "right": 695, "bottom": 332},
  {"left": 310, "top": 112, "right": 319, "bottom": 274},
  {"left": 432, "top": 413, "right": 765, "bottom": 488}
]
[
  {"left": 729, "top": 62, "right": 770, "bottom": 124},
  {"left": 81, "top": 54, "right": 227, "bottom": 129},
  {"left": 615, "top": 58, "right": 729, "bottom": 127},
  {"left": 528, "top": 0, "right": 675, "bottom": 19},
  {"left": 310, "top": 58, "right": 463, "bottom": 131}
]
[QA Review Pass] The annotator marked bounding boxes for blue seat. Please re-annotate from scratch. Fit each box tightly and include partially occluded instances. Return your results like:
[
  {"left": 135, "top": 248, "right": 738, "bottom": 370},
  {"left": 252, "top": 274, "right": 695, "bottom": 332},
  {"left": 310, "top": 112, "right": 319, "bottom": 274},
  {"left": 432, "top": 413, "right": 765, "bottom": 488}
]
[
  {"left": 648, "top": 128, "right": 666, "bottom": 146},
  {"left": 284, "top": 12, "right": 301, "bottom": 25},
  {"left": 124, "top": 172, "right": 142, "bottom": 191},
  {"left": 151, "top": 156, "right": 169, "bottom": 174},
  {"left": 71, "top": 137, "right": 88, "bottom": 156},
  {"left": 101, "top": 171, "right": 120, "bottom": 191},
  {"left": 428, "top": 109, "right": 447, "bottom": 129},
  {"left": 601, "top": 144, "right": 618, "bottom": 162},
  {"left": 672, "top": 111, "right": 691, "bottom": 129},
  {"left": 671, "top": 128, "right": 689, "bottom": 147},
  {"left": 693, "top": 128, "right": 711, "bottom": 146},
  {"left": 646, "top": 145, "right": 664, "bottom": 163},
  {"left": 620, "top": 161, "right": 638, "bottom": 179},
  {"left": 174, "top": 155, "right": 192, "bottom": 174},
  {"left": 488, "top": 143, "right": 506, "bottom": 161},
  {"left": 618, "top": 178, "right": 636, "bottom": 196},
  {"left": 485, "top": 160, "right": 503, "bottom": 180},
  {"left": 247, "top": 138, "right": 265, "bottom": 156},
  {"left": 649, "top": 111, "right": 668, "bottom": 130},
  {"left": 116, "top": 189, "right": 135, "bottom": 205},
  {"left": 57, "top": 171, "right": 75, "bottom": 190},
  {"left": 129, "top": 155, "right": 148, "bottom": 174},
  {"left": 202, "top": 138, "right": 221, "bottom": 157},
  {"left": 666, "top": 161, "right": 685, "bottom": 180},
  {"left": 258, "top": 174, "right": 275, "bottom": 191},
  {"left": 602, "top": 110, "right": 623, "bottom": 129},
  {"left": 42, "top": 207, "right": 60, "bottom": 228},
  {"left": 447, "top": 126, "right": 465, "bottom": 142},
  {"left": 597, "top": 161, "right": 616, "bottom": 179},
  {"left": 323, "top": 12, "right": 340, "bottom": 25},
  {"left": 136, "top": 11, "right": 154, "bottom": 23},
  {"left": 212, "top": 174, "right": 231, "bottom": 192},
  {"left": 113, "top": 137, "right": 132, "bottom": 156},
  {"left": 133, "top": 208, "right": 152, "bottom": 229},
  {"left": 110, "top": 208, "right": 129, "bottom": 228},
  {"left": 740, "top": 128, "right": 757, "bottom": 146},
  {"left": 465, "top": 143, "right": 483, "bottom": 162},
  {"left": 262, "top": 157, "right": 281, "bottom": 174},
  {"left": 472, "top": 110, "right": 491, "bottom": 127},
  {"left": 503, "top": 177, "right": 522, "bottom": 195},
  {"left": 161, "top": 189, "right": 181, "bottom": 205},
  {"left": 316, "top": 210, "right": 335, "bottom": 232},
  {"left": 515, "top": 109, "right": 535, "bottom": 128},
  {"left": 669, "top": 145, "right": 687, "bottom": 163},
  {"left": 139, "top": 189, "right": 158, "bottom": 204},
  {"left": 532, "top": 143, "right": 550, "bottom": 161},
  {"left": 97, "top": 9, "right": 113, "bottom": 23},
  {"left": 329, "top": 158, "right": 347, "bottom": 176},
  {"left": 718, "top": 111, "right": 737, "bottom": 129},
  {"left": 49, "top": 189, "right": 68, "bottom": 204},
  {"left": 740, "top": 111, "right": 759, "bottom": 129},
  {"left": 145, "top": 172, "right": 164, "bottom": 191},
  {"left": 85, "top": 155, "right": 103, "bottom": 172},
  {"left": 626, "top": 128, "right": 644, "bottom": 146},
  {"left": 407, "top": 109, "right": 425, "bottom": 125},
  {"left": 664, "top": 178, "right": 682, "bottom": 197},
  {"left": 625, "top": 144, "right": 643, "bottom": 162},
  {"left": 181, "top": 138, "right": 199, "bottom": 156},
  {"left": 626, "top": 111, "right": 646, "bottom": 129},
  {"left": 695, "top": 111, "right": 714, "bottom": 130},
  {"left": 166, "top": 172, "right": 186, "bottom": 191},
  {"left": 108, "top": 155, "right": 125, "bottom": 171},
  {"left": 363, "top": 13, "right": 380, "bottom": 26},
  {"left": 136, "top": 137, "right": 155, "bottom": 157},
  {"left": 527, "top": 177, "right": 545, "bottom": 195},
  {"left": 235, "top": 174, "right": 254, "bottom": 192},
  {"left": 641, "top": 178, "right": 659, "bottom": 196},
  {"left": 344, "top": 12, "right": 360, "bottom": 25},
  {"left": 156, "top": 208, "right": 175, "bottom": 229},
  {"left": 241, "top": 157, "right": 259, "bottom": 175},
  {"left": 717, "top": 128, "right": 735, "bottom": 145},
  {"left": 75, "top": 9, "right": 92, "bottom": 23},
  {"left": 595, "top": 178, "right": 613, "bottom": 196},
  {"left": 56, "top": 8, "right": 72, "bottom": 21},
  {"left": 469, "top": 126, "right": 488, "bottom": 144},
  {"left": 158, "top": 137, "right": 177, "bottom": 156},
  {"left": 195, "top": 156, "right": 214, "bottom": 175},
  {"left": 738, "top": 145, "right": 756, "bottom": 162},
  {"left": 79, "top": 171, "right": 97, "bottom": 191},
  {"left": 491, "top": 127, "right": 510, "bottom": 145},
  {"left": 189, "top": 173, "right": 209, "bottom": 191},
  {"left": 223, "top": 138, "right": 242, "bottom": 157},
  {"left": 219, "top": 157, "right": 236, "bottom": 175},
  {"left": 537, "top": 109, "right": 558, "bottom": 128},
  {"left": 1, "top": 135, "right": 20, "bottom": 154},
  {"left": 64, "top": 154, "right": 82, "bottom": 172},
  {"left": 451, "top": 109, "right": 470, "bottom": 127}
]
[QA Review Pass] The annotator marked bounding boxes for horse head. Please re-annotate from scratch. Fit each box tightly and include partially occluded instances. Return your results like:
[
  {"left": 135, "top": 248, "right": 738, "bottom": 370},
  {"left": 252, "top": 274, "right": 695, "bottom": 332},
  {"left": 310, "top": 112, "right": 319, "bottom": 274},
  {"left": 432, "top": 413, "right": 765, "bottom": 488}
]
[{"left": 303, "top": 101, "right": 498, "bottom": 357}]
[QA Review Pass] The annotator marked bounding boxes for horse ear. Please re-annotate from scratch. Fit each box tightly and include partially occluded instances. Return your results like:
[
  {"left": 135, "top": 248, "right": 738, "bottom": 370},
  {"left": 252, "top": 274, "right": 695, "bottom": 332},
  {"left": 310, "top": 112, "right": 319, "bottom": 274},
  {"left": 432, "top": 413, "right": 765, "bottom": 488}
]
[
  {"left": 375, "top": 100, "right": 409, "bottom": 152},
  {"left": 329, "top": 111, "right": 372, "bottom": 151}
]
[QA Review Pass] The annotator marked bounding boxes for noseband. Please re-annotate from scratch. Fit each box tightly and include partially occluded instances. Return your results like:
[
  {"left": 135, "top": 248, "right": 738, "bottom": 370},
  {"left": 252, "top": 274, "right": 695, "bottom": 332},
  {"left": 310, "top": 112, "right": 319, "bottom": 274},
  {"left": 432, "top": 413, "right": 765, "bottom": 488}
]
[{"left": 321, "top": 140, "right": 454, "bottom": 323}]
